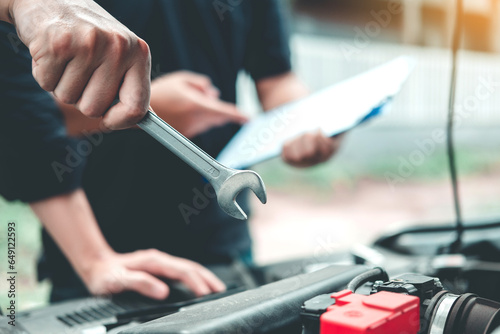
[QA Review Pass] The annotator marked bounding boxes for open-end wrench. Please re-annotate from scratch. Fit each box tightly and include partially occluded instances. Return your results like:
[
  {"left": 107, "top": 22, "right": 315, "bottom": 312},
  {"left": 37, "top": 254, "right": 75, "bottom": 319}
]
[{"left": 138, "top": 110, "right": 267, "bottom": 220}]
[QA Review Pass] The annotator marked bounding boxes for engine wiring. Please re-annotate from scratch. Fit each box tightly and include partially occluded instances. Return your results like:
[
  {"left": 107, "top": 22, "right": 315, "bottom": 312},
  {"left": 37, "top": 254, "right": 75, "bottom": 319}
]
[{"left": 445, "top": 0, "right": 465, "bottom": 254}]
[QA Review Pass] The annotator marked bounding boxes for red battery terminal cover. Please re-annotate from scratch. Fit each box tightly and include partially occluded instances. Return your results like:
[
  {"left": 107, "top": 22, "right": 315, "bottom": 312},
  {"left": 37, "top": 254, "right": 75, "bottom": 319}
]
[{"left": 320, "top": 290, "right": 420, "bottom": 334}]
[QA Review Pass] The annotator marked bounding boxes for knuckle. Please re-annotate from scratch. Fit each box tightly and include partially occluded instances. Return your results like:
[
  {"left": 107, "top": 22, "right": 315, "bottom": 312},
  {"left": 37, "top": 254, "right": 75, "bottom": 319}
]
[
  {"left": 109, "top": 33, "right": 131, "bottom": 57},
  {"left": 81, "top": 27, "right": 99, "bottom": 54},
  {"left": 55, "top": 90, "right": 77, "bottom": 105},
  {"left": 124, "top": 105, "right": 147, "bottom": 122},
  {"left": 136, "top": 249, "right": 149, "bottom": 257},
  {"left": 192, "top": 262, "right": 205, "bottom": 270},
  {"left": 37, "top": 76, "right": 55, "bottom": 92},
  {"left": 196, "top": 74, "right": 211, "bottom": 85},
  {"left": 176, "top": 70, "right": 189, "bottom": 77},
  {"left": 80, "top": 103, "right": 105, "bottom": 118},
  {"left": 147, "top": 248, "right": 161, "bottom": 257},
  {"left": 51, "top": 32, "right": 73, "bottom": 55},
  {"left": 135, "top": 37, "right": 151, "bottom": 58}
]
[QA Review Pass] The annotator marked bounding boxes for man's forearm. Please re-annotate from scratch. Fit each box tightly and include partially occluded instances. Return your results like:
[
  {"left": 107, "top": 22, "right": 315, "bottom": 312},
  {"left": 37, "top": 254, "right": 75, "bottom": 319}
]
[
  {"left": 29, "top": 188, "right": 226, "bottom": 299},
  {"left": 29, "top": 189, "right": 114, "bottom": 280},
  {"left": 256, "top": 72, "right": 310, "bottom": 111}
]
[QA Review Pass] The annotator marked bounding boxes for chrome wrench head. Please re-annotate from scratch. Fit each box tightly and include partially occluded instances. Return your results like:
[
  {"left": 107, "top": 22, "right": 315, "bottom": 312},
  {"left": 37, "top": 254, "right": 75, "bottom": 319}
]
[
  {"left": 216, "top": 170, "right": 267, "bottom": 220},
  {"left": 137, "top": 110, "right": 267, "bottom": 220}
]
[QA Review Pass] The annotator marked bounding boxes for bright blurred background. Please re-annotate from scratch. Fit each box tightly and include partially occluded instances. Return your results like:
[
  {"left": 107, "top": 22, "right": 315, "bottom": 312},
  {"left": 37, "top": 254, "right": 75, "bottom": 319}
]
[{"left": 2, "top": 0, "right": 500, "bottom": 310}]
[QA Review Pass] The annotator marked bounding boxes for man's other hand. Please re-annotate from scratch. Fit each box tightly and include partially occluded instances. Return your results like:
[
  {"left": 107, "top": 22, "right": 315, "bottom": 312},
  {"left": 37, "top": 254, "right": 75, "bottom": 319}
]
[
  {"left": 82, "top": 249, "right": 226, "bottom": 300},
  {"left": 150, "top": 71, "right": 248, "bottom": 138},
  {"left": 282, "top": 131, "right": 344, "bottom": 168}
]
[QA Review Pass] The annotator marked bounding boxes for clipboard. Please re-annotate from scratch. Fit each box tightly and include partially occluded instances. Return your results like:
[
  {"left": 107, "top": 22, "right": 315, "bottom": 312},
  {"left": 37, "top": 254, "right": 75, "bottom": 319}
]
[{"left": 216, "top": 56, "right": 415, "bottom": 169}]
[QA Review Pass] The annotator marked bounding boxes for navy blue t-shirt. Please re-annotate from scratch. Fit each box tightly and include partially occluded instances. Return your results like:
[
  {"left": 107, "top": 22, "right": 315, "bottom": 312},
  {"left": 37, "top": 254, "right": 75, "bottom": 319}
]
[
  {"left": 0, "top": 23, "right": 85, "bottom": 202},
  {"left": 74, "top": 0, "right": 291, "bottom": 260}
]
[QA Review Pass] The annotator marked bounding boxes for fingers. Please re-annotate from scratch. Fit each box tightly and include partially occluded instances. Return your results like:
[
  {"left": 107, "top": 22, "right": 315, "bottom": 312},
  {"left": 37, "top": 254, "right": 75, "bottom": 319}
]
[
  {"left": 195, "top": 96, "right": 248, "bottom": 125},
  {"left": 53, "top": 56, "right": 96, "bottom": 105},
  {"left": 100, "top": 40, "right": 151, "bottom": 129},
  {"left": 116, "top": 270, "right": 170, "bottom": 300},
  {"left": 282, "top": 130, "right": 340, "bottom": 168},
  {"left": 149, "top": 70, "right": 243, "bottom": 137},
  {"left": 168, "top": 266, "right": 213, "bottom": 297},
  {"left": 84, "top": 250, "right": 226, "bottom": 300},
  {"left": 127, "top": 250, "right": 226, "bottom": 297},
  {"left": 197, "top": 266, "right": 227, "bottom": 293},
  {"left": 31, "top": 48, "right": 68, "bottom": 93},
  {"left": 85, "top": 262, "right": 169, "bottom": 300},
  {"left": 183, "top": 72, "right": 211, "bottom": 90},
  {"left": 152, "top": 256, "right": 226, "bottom": 297},
  {"left": 181, "top": 72, "right": 220, "bottom": 97},
  {"left": 205, "top": 86, "right": 221, "bottom": 99},
  {"left": 179, "top": 95, "right": 248, "bottom": 137}
]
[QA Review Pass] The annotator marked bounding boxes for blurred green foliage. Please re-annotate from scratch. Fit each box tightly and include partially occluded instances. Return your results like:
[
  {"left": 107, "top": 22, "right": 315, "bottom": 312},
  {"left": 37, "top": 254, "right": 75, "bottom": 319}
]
[{"left": 0, "top": 198, "right": 50, "bottom": 311}]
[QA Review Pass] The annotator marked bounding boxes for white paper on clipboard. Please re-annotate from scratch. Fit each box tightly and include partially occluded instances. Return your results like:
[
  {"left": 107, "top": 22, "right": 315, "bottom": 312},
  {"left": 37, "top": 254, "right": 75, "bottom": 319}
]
[{"left": 216, "top": 56, "right": 415, "bottom": 169}]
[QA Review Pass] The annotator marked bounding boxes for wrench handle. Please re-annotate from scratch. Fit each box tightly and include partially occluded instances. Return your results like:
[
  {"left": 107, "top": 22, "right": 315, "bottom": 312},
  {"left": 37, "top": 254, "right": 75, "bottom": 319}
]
[{"left": 138, "top": 110, "right": 223, "bottom": 180}]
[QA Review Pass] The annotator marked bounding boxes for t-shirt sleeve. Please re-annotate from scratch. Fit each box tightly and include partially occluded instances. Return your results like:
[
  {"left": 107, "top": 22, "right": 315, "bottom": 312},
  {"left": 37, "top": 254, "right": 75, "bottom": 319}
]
[
  {"left": 244, "top": 0, "right": 292, "bottom": 81},
  {"left": 0, "top": 23, "right": 85, "bottom": 203}
]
